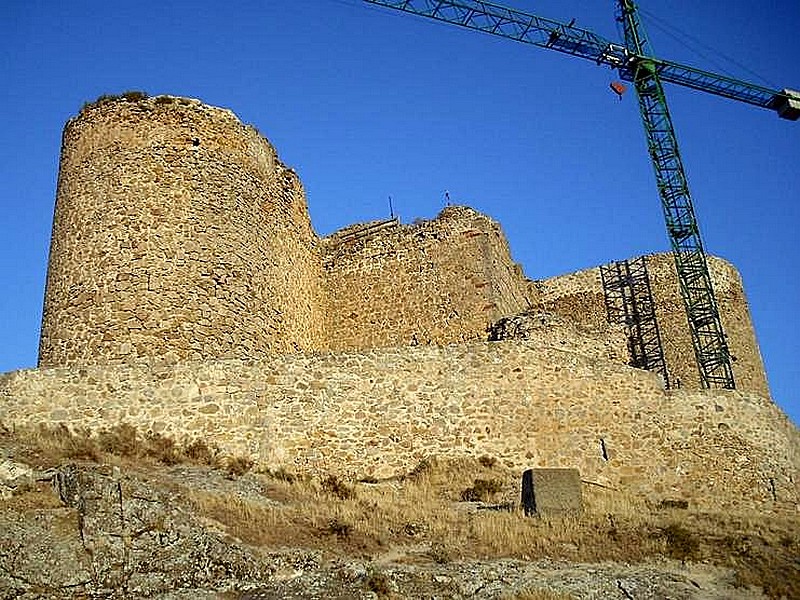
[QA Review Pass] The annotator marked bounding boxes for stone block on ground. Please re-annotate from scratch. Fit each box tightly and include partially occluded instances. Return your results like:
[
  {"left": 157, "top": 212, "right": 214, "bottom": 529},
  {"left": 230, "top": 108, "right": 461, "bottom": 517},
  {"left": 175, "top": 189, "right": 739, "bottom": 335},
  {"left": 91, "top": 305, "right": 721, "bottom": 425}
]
[{"left": 521, "top": 468, "right": 583, "bottom": 516}]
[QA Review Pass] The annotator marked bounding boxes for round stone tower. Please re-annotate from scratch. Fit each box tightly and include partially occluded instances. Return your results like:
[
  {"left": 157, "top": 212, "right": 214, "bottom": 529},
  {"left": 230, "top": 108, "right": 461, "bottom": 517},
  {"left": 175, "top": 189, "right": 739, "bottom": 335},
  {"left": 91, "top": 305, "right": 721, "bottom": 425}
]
[
  {"left": 39, "top": 94, "right": 325, "bottom": 367},
  {"left": 531, "top": 253, "right": 770, "bottom": 397}
]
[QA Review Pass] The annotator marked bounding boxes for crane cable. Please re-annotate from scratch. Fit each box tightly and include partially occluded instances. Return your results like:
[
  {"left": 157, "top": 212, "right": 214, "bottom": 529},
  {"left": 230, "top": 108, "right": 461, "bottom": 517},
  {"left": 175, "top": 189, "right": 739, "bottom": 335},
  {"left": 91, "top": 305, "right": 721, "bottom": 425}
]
[{"left": 638, "top": 8, "right": 778, "bottom": 89}]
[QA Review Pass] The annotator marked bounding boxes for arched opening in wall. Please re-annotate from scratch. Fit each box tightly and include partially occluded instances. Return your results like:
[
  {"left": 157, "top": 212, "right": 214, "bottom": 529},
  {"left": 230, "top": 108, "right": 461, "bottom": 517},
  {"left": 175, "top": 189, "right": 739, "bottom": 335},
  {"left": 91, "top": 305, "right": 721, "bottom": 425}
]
[{"left": 599, "top": 438, "right": 609, "bottom": 462}]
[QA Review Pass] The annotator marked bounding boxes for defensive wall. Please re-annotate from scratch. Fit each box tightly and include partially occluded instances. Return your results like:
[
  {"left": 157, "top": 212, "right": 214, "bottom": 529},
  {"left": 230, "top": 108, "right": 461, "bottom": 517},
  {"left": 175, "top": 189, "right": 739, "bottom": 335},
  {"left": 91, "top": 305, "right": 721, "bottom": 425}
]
[
  {"left": 5, "top": 93, "right": 795, "bottom": 513},
  {"left": 322, "top": 207, "right": 530, "bottom": 350},
  {"left": 36, "top": 94, "right": 769, "bottom": 396},
  {"left": 532, "top": 255, "right": 770, "bottom": 396},
  {"left": 2, "top": 340, "right": 798, "bottom": 512}
]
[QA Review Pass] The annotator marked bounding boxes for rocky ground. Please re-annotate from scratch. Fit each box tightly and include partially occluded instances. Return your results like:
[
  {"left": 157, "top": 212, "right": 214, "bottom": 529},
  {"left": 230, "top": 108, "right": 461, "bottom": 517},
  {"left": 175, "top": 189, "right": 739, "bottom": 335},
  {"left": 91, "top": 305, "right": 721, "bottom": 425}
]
[{"left": 0, "top": 425, "right": 797, "bottom": 599}]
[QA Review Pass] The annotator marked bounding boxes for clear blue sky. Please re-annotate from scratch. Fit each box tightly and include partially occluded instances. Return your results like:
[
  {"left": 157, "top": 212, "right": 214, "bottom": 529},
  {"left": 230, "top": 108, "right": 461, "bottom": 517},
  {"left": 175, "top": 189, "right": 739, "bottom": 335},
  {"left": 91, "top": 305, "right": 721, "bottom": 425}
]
[{"left": 2, "top": 1, "right": 798, "bottom": 423}]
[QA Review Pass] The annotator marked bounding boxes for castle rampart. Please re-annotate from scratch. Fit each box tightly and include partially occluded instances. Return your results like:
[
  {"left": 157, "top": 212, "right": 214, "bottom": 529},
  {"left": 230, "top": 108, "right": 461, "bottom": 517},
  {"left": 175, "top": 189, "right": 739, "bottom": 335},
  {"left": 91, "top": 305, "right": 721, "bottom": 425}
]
[
  {"left": 9, "top": 94, "right": 794, "bottom": 516},
  {"left": 37, "top": 95, "right": 770, "bottom": 397},
  {"left": 531, "top": 255, "right": 769, "bottom": 396},
  {"left": 2, "top": 341, "right": 797, "bottom": 512}
]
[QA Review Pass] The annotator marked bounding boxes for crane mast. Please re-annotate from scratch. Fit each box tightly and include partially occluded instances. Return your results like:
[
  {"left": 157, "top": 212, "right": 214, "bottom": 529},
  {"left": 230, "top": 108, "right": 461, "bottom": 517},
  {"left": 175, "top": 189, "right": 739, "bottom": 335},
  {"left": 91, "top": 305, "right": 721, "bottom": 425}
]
[
  {"left": 616, "top": 0, "right": 733, "bottom": 388},
  {"left": 362, "top": 0, "right": 799, "bottom": 389}
]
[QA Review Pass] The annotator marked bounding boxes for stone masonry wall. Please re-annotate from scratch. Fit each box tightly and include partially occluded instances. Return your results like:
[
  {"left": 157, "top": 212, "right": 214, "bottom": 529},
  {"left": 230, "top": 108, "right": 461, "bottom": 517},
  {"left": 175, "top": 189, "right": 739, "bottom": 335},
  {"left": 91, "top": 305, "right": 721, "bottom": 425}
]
[
  {"left": 37, "top": 95, "right": 769, "bottom": 402},
  {"left": 2, "top": 341, "right": 797, "bottom": 513},
  {"left": 646, "top": 254, "right": 769, "bottom": 395},
  {"left": 39, "top": 95, "right": 325, "bottom": 367},
  {"left": 489, "top": 310, "right": 628, "bottom": 365},
  {"left": 531, "top": 254, "right": 769, "bottom": 396},
  {"left": 321, "top": 206, "right": 530, "bottom": 351}
]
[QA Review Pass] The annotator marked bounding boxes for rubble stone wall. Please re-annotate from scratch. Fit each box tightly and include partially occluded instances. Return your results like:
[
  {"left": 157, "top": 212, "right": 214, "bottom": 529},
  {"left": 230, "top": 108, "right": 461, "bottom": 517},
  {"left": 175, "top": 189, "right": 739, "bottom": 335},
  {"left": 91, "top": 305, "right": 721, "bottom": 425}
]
[
  {"left": 37, "top": 96, "right": 769, "bottom": 401},
  {"left": 488, "top": 310, "right": 628, "bottom": 364},
  {"left": 321, "top": 207, "right": 530, "bottom": 351},
  {"left": 2, "top": 341, "right": 797, "bottom": 512},
  {"left": 38, "top": 96, "right": 325, "bottom": 367},
  {"left": 531, "top": 255, "right": 769, "bottom": 396}
]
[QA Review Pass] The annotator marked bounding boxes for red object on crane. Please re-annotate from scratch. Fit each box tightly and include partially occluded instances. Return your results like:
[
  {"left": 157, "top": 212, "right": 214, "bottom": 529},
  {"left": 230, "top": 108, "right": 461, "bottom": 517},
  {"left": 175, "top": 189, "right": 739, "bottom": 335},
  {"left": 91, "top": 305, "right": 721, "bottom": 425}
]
[{"left": 610, "top": 81, "right": 627, "bottom": 99}]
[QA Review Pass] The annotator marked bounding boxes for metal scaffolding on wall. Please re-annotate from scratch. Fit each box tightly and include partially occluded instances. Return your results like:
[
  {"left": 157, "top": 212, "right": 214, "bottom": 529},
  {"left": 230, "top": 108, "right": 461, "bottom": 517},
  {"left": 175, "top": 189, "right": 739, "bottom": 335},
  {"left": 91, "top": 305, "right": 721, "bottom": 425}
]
[{"left": 600, "top": 257, "right": 670, "bottom": 388}]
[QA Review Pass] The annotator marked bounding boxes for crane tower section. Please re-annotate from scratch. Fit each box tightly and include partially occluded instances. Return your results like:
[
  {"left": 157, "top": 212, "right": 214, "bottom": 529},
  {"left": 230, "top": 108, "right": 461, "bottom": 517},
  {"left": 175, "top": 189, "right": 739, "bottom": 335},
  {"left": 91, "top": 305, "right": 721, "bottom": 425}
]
[{"left": 616, "top": 0, "right": 733, "bottom": 388}]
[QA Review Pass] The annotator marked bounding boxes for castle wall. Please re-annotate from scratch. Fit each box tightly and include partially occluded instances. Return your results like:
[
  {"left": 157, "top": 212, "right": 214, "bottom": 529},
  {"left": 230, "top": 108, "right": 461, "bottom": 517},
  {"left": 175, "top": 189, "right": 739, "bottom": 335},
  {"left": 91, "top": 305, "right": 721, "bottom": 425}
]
[
  {"left": 38, "top": 96, "right": 325, "bottom": 367},
  {"left": 2, "top": 342, "right": 797, "bottom": 512},
  {"left": 488, "top": 310, "right": 629, "bottom": 365},
  {"left": 37, "top": 95, "right": 769, "bottom": 399},
  {"left": 646, "top": 255, "right": 769, "bottom": 395},
  {"left": 532, "top": 254, "right": 770, "bottom": 396},
  {"left": 21, "top": 95, "right": 794, "bottom": 518},
  {"left": 321, "top": 206, "right": 530, "bottom": 350}
]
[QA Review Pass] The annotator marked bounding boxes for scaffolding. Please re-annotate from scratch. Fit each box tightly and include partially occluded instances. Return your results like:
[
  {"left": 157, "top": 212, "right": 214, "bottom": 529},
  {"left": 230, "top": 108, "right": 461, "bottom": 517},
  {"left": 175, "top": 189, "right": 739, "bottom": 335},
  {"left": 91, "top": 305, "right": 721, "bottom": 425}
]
[{"left": 600, "top": 257, "right": 670, "bottom": 388}]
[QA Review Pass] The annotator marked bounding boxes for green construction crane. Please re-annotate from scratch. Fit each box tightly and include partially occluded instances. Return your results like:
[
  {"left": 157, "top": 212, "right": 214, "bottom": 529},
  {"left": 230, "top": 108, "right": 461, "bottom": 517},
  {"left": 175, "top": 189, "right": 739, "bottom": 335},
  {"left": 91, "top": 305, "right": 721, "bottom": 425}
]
[{"left": 362, "top": 0, "right": 799, "bottom": 390}]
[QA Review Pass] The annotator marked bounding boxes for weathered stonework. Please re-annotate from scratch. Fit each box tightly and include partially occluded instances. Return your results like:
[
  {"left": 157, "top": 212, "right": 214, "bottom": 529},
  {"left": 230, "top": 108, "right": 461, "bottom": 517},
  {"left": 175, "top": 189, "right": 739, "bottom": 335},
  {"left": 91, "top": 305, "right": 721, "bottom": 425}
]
[
  {"left": 522, "top": 468, "right": 584, "bottom": 516},
  {"left": 2, "top": 94, "right": 794, "bottom": 516},
  {"left": 39, "top": 96, "right": 325, "bottom": 367},
  {"left": 532, "top": 255, "right": 769, "bottom": 396},
  {"left": 489, "top": 310, "right": 628, "bottom": 365},
  {"left": 36, "top": 95, "right": 769, "bottom": 396},
  {"left": 322, "top": 207, "right": 530, "bottom": 350},
  {"left": 2, "top": 341, "right": 798, "bottom": 512}
]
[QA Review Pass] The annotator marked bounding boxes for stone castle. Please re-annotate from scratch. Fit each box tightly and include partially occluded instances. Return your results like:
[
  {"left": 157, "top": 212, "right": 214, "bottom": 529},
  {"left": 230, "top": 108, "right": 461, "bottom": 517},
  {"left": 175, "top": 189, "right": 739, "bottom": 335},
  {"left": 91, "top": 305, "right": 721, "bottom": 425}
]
[{"left": 1, "top": 94, "right": 797, "bottom": 512}]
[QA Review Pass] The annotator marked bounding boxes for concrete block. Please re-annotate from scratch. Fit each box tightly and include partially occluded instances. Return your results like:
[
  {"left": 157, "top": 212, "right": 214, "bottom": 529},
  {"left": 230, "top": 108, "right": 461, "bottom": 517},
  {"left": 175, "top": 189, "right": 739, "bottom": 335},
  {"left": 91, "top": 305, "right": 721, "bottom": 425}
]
[{"left": 522, "top": 468, "right": 583, "bottom": 516}]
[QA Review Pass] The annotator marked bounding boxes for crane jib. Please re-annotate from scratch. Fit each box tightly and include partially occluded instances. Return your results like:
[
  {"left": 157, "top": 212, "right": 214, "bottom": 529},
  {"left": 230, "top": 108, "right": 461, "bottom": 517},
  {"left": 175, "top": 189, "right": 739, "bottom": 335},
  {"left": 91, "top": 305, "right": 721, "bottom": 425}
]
[{"left": 363, "top": 0, "right": 798, "bottom": 120}]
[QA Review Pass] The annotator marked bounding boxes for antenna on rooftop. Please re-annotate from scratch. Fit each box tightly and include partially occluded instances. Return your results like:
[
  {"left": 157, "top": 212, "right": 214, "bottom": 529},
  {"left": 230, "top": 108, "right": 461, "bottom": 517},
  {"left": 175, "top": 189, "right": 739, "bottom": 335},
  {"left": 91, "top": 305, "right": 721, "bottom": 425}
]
[{"left": 388, "top": 195, "right": 394, "bottom": 219}]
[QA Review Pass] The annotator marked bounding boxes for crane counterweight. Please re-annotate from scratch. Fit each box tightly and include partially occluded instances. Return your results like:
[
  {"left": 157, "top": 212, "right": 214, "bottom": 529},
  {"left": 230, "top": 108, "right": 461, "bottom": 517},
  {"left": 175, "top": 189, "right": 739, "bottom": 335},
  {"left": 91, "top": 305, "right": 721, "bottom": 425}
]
[{"left": 775, "top": 89, "right": 800, "bottom": 120}]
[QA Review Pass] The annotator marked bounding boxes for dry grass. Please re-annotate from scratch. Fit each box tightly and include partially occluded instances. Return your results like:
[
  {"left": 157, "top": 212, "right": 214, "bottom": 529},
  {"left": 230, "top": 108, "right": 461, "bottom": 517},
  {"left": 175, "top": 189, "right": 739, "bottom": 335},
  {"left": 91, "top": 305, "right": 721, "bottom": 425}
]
[
  {"left": 321, "top": 474, "right": 355, "bottom": 500},
  {"left": 460, "top": 477, "right": 504, "bottom": 501},
  {"left": 4, "top": 423, "right": 223, "bottom": 469},
  {"left": 185, "top": 457, "right": 799, "bottom": 598},
  {"left": 1, "top": 426, "right": 797, "bottom": 598},
  {"left": 225, "top": 455, "right": 254, "bottom": 478},
  {"left": 81, "top": 91, "right": 149, "bottom": 111}
]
